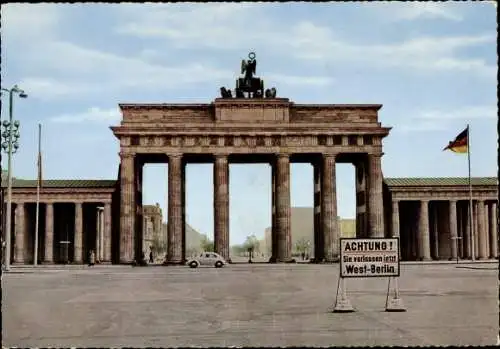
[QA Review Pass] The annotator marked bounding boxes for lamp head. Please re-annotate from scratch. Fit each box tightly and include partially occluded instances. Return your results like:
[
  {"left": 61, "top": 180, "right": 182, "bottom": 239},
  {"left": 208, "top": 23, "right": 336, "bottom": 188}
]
[
  {"left": 19, "top": 93, "right": 28, "bottom": 99},
  {"left": 13, "top": 121, "right": 20, "bottom": 128}
]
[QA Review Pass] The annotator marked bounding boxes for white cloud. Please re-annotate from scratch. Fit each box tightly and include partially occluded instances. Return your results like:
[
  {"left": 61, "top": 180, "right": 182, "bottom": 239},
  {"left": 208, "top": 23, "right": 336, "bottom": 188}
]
[
  {"left": 398, "top": 120, "right": 448, "bottom": 133},
  {"left": 266, "top": 74, "right": 334, "bottom": 87},
  {"left": 398, "top": 105, "right": 497, "bottom": 133},
  {"left": 418, "top": 106, "right": 497, "bottom": 120},
  {"left": 1, "top": 3, "right": 61, "bottom": 41},
  {"left": 115, "top": 5, "right": 495, "bottom": 78},
  {"left": 373, "top": 2, "right": 464, "bottom": 22},
  {"left": 50, "top": 107, "right": 121, "bottom": 124},
  {"left": 17, "top": 77, "right": 92, "bottom": 101}
]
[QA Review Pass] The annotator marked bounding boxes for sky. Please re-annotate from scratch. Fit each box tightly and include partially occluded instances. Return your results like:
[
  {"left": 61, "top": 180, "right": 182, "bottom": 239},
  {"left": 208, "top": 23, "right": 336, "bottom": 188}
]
[{"left": 1, "top": 2, "right": 497, "bottom": 245}]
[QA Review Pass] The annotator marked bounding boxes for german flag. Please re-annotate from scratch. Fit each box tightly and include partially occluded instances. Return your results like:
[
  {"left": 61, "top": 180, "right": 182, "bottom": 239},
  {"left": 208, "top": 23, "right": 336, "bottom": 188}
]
[{"left": 443, "top": 127, "right": 468, "bottom": 153}]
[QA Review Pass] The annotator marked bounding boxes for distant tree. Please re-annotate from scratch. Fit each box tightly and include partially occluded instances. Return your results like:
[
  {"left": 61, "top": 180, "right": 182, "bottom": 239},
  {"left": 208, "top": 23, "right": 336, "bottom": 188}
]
[
  {"left": 243, "top": 234, "right": 260, "bottom": 262},
  {"left": 200, "top": 235, "right": 214, "bottom": 252},
  {"left": 294, "top": 237, "right": 311, "bottom": 259}
]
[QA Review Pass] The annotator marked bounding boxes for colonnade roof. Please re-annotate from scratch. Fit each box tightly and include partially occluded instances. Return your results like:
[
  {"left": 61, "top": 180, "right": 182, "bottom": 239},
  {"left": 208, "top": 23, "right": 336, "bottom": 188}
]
[
  {"left": 385, "top": 177, "right": 497, "bottom": 187},
  {"left": 1, "top": 179, "right": 117, "bottom": 188}
]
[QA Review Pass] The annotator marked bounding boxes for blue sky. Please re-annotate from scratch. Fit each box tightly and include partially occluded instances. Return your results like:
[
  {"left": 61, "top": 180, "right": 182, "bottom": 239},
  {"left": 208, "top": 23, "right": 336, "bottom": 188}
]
[{"left": 1, "top": 2, "right": 497, "bottom": 244}]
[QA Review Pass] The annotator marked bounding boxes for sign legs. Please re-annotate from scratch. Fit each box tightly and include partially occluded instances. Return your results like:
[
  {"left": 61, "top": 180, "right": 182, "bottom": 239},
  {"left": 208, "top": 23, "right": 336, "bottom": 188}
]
[
  {"left": 385, "top": 276, "right": 406, "bottom": 312},
  {"left": 333, "top": 276, "right": 355, "bottom": 313}
]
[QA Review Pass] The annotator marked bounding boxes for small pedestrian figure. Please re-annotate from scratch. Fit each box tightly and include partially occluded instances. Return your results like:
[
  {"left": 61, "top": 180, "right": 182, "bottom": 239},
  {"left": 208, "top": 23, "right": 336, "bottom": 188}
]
[
  {"left": 88, "top": 250, "right": 95, "bottom": 267},
  {"left": 149, "top": 250, "right": 154, "bottom": 264}
]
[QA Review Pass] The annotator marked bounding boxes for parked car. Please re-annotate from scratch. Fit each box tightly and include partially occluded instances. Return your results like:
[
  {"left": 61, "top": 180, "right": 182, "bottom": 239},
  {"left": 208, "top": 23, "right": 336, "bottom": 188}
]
[{"left": 187, "top": 252, "right": 227, "bottom": 268}]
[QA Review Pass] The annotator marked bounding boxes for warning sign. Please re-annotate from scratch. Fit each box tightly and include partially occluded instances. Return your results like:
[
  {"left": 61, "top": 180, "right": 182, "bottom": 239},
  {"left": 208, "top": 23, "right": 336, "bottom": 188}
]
[{"left": 340, "top": 238, "right": 400, "bottom": 278}]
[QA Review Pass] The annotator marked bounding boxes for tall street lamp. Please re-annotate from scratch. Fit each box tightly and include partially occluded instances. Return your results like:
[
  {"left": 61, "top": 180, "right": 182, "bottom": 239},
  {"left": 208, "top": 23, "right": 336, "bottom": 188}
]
[{"left": 1, "top": 85, "right": 28, "bottom": 271}]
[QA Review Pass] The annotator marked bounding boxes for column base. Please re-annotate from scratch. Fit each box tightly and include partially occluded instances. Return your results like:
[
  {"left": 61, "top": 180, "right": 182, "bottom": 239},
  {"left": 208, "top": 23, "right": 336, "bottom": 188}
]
[{"left": 419, "top": 257, "right": 432, "bottom": 261}]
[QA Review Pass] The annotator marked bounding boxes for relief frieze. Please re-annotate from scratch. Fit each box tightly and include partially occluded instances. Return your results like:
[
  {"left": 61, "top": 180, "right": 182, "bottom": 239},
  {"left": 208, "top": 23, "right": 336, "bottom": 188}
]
[{"left": 131, "top": 134, "right": 376, "bottom": 149}]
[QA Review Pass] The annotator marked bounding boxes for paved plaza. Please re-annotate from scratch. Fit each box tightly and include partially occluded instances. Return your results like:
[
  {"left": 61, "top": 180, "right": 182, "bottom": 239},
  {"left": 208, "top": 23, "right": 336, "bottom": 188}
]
[{"left": 2, "top": 263, "right": 497, "bottom": 347}]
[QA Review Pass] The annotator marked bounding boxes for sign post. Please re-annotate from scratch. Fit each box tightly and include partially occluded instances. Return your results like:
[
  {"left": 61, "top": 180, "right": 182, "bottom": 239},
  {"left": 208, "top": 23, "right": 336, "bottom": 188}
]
[{"left": 334, "top": 237, "right": 406, "bottom": 312}]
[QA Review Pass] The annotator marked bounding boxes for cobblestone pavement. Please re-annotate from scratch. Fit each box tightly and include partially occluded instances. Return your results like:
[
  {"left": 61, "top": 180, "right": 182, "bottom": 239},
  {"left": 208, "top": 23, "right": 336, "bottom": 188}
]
[{"left": 2, "top": 263, "right": 497, "bottom": 347}]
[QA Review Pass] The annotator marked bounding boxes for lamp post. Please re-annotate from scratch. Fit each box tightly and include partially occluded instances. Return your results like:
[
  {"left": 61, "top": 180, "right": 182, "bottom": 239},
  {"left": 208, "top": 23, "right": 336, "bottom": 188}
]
[{"left": 1, "top": 85, "right": 28, "bottom": 271}]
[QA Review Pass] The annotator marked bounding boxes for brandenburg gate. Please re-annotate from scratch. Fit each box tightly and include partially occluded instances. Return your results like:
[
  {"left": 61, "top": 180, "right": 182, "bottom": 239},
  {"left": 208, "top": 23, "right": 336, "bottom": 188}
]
[{"left": 111, "top": 53, "right": 390, "bottom": 264}]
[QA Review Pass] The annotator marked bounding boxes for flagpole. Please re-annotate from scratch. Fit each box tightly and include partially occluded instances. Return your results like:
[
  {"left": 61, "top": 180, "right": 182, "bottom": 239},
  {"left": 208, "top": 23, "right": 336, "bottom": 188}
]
[
  {"left": 34, "top": 123, "right": 41, "bottom": 266},
  {"left": 467, "top": 124, "right": 475, "bottom": 262}
]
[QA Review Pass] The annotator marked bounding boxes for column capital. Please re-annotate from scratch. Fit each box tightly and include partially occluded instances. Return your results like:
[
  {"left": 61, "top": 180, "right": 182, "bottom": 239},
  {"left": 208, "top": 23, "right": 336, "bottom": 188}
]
[
  {"left": 168, "top": 153, "right": 183, "bottom": 159},
  {"left": 276, "top": 153, "right": 290, "bottom": 159},
  {"left": 214, "top": 154, "right": 229, "bottom": 162},
  {"left": 119, "top": 152, "right": 135, "bottom": 159},
  {"left": 323, "top": 153, "right": 338, "bottom": 159}
]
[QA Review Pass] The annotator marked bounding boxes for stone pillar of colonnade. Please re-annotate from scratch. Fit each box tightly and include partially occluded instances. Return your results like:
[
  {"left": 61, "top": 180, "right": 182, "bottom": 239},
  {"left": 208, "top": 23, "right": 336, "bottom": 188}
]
[
  {"left": 367, "top": 153, "right": 384, "bottom": 237},
  {"left": 96, "top": 208, "right": 101, "bottom": 262},
  {"left": 214, "top": 154, "right": 230, "bottom": 262},
  {"left": 103, "top": 203, "right": 112, "bottom": 263},
  {"left": 463, "top": 201, "right": 472, "bottom": 259},
  {"left": 355, "top": 160, "right": 368, "bottom": 238},
  {"left": 120, "top": 153, "right": 136, "bottom": 264},
  {"left": 269, "top": 162, "right": 277, "bottom": 263},
  {"left": 44, "top": 203, "right": 54, "bottom": 263},
  {"left": 449, "top": 200, "right": 458, "bottom": 260},
  {"left": 14, "top": 203, "right": 26, "bottom": 263},
  {"left": 166, "top": 154, "right": 183, "bottom": 264},
  {"left": 432, "top": 203, "right": 439, "bottom": 260},
  {"left": 135, "top": 158, "right": 144, "bottom": 262},
  {"left": 181, "top": 160, "right": 186, "bottom": 263},
  {"left": 489, "top": 201, "right": 498, "bottom": 259},
  {"left": 321, "top": 154, "right": 339, "bottom": 262},
  {"left": 418, "top": 200, "right": 431, "bottom": 261},
  {"left": 313, "top": 160, "right": 323, "bottom": 261},
  {"left": 74, "top": 202, "right": 83, "bottom": 263},
  {"left": 275, "top": 154, "right": 292, "bottom": 262},
  {"left": 477, "top": 200, "right": 488, "bottom": 259},
  {"left": 473, "top": 201, "right": 479, "bottom": 258},
  {"left": 391, "top": 200, "right": 401, "bottom": 258}
]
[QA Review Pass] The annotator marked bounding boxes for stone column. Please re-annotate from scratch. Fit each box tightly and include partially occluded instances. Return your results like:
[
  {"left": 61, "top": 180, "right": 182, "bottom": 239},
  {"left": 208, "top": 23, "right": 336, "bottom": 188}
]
[
  {"left": 418, "top": 200, "right": 431, "bottom": 261},
  {"left": 96, "top": 208, "right": 101, "bottom": 262},
  {"left": 464, "top": 203, "right": 471, "bottom": 259},
  {"left": 321, "top": 154, "right": 339, "bottom": 262},
  {"left": 100, "top": 209, "right": 105, "bottom": 261},
  {"left": 276, "top": 154, "right": 291, "bottom": 262},
  {"left": 74, "top": 202, "right": 83, "bottom": 263},
  {"left": 44, "top": 203, "right": 54, "bottom": 263},
  {"left": 167, "top": 154, "right": 183, "bottom": 264},
  {"left": 313, "top": 161, "right": 323, "bottom": 261},
  {"left": 432, "top": 204, "right": 439, "bottom": 260},
  {"left": 392, "top": 200, "right": 400, "bottom": 258},
  {"left": 367, "top": 153, "right": 384, "bottom": 237},
  {"left": 473, "top": 202, "right": 479, "bottom": 258},
  {"left": 181, "top": 160, "right": 186, "bottom": 262},
  {"left": 489, "top": 202, "right": 498, "bottom": 258},
  {"left": 449, "top": 200, "right": 458, "bottom": 260},
  {"left": 270, "top": 162, "right": 277, "bottom": 262},
  {"left": 457, "top": 203, "right": 464, "bottom": 258},
  {"left": 14, "top": 203, "right": 26, "bottom": 263},
  {"left": 103, "top": 203, "right": 112, "bottom": 263},
  {"left": 119, "top": 153, "right": 136, "bottom": 263},
  {"left": 214, "top": 155, "right": 230, "bottom": 261},
  {"left": 477, "top": 200, "right": 487, "bottom": 259}
]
